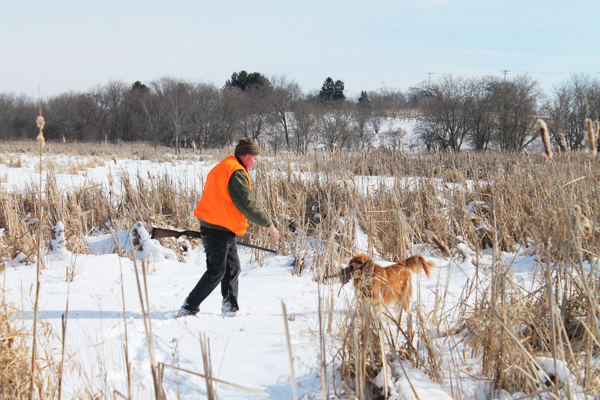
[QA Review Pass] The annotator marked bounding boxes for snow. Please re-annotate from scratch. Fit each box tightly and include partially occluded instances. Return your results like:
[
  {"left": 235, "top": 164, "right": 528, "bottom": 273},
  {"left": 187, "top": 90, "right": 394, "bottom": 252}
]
[{"left": 0, "top": 151, "right": 594, "bottom": 399}]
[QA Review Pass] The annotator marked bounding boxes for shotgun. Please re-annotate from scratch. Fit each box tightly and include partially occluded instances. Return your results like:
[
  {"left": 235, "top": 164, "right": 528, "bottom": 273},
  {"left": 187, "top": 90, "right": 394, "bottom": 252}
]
[{"left": 151, "top": 227, "right": 277, "bottom": 254}]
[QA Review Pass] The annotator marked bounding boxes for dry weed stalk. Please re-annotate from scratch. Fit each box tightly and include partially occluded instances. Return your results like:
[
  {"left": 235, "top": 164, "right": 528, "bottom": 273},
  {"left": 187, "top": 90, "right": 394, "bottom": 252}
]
[
  {"left": 29, "top": 109, "right": 46, "bottom": 400},
  {"left": 539, "top": 119, "right": 553, "bottom": 160},
  {"left": 586, "top": 118, "right": 597, "bottom": 155},
  {"left": 573, "top": 205, "right": 592, "bottom": 236}
]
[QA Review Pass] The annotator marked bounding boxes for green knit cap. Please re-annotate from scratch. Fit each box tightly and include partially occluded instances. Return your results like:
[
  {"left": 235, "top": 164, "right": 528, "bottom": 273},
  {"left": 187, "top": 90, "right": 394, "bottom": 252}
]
[{"left": 234, "top": 139, "right": 260, "bottom": 156}]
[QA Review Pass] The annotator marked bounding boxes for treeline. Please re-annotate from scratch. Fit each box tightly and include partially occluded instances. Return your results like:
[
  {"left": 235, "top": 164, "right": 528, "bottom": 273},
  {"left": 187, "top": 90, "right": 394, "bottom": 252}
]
[
  {"left": 415, "top": 74, "right": 600, "bottom": 152},
  {"left": 0, "top": 72, "right": 599, "bottom": 153}
]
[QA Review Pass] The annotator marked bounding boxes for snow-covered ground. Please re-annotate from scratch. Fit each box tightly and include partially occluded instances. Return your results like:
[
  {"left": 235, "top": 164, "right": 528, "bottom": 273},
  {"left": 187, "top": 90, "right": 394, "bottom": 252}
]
[{"left": 0, "top": 151, "right": 593, "bottom": 399}]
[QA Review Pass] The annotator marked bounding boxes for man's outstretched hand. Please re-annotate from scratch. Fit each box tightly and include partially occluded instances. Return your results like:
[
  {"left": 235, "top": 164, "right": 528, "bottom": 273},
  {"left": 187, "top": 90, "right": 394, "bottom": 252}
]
[{"left": 267, "top": 224, "right": 280, "bottom": 243}]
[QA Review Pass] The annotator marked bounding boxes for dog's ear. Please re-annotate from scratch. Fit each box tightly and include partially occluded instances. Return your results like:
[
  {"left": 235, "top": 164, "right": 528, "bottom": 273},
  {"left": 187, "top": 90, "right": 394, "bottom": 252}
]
[{"left": 363, "top": 258, "right": 375, "bottom": 274}]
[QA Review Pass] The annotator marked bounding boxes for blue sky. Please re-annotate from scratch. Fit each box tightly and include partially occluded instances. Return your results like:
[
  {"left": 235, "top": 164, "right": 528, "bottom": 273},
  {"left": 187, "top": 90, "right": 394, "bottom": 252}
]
[{"left": 2, "top": 0, "right": 599, "bottom": 99}]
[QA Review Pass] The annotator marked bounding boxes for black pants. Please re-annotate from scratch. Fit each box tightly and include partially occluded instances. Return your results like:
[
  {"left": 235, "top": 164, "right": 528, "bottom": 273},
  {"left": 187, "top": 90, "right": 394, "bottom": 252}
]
[{"left": 185, "top": 226, "right": 241, "bottom": 312}]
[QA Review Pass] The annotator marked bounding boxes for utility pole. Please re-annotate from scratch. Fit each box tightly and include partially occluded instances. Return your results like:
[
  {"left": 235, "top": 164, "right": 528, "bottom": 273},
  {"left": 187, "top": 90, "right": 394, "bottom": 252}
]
[
  {"left": 501, "top": 69, "right": 510, "bottom": 81},
  {"left": 426, "top": 72, "right": 434, "bottom": 85}
]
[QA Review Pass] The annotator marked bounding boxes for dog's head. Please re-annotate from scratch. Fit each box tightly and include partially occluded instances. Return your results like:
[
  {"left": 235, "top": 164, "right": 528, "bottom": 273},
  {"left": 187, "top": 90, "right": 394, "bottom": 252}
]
[{"left": 344, "top": 254, "right": 375, "bottom": 280}]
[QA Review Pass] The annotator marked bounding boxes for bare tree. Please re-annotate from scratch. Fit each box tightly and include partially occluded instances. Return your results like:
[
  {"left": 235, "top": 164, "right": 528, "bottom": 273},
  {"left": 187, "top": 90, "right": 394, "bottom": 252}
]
[
  {"left": 542, "top": 74, "right": 600, "bottom": 151},
  {"left": 315, "top": 101, "right": 355, "bottom": 149},
  {"left": 465, "top": 77, "right": 495, "bottom": 151},
  {"left": 150, "top": 77, "right": 195, "bottom": 154},
  {"left": 290, "top": 100, "right": 319, "bottom": 154},
  {"left": 89, "top": 80, "right": 130, "bottom": 144},
  {"left": 414, "top": 75, "right": 471, "bottom": 151},
  {"left": 269, "top": 75, "right": 303, "bottom": 150},
  {"left": 225, "top": 87, "right": 271, "bottom": 142},
  {"left": 189, "top": 82, "right": 236, "bottom": 148},
  {"left": 45, "top": 92, "right": 85, "bottom": 141},
  {"left": 0, "top": 93, "right": 37, "bottom": 140},
  {"left": 488, "top": 75, "right": 541, "bottom": 151}
]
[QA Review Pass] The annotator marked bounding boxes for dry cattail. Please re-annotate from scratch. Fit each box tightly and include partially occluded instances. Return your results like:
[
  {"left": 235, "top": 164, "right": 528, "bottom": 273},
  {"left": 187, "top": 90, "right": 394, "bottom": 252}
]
[
  {"left": 574, "top": 205, "right": 592, "bottom": 236},
  {"left": 595, "top": 120, "right": 599, "bottom": 141},
  {"left": 398, "top": 139, "right": 402, "bottom": 148},
  {"left": 538, "top": 119, "right": 552, "bottom": 159},
  {"left": 36, "top": 115, "right": 45, "bottom": 130},
  {"left": 428, "top": 232, "right": 451, "bottom": 257},
  {"left": 36, "top": 116, "right": 46, "bottom": 147},
  {"left": 108, "top": 165, "right": 114, "bottom": 188},
  {"left": 560, "top": 134, "right": 567, "bottom": 149},
  {"left": 434, "top": 145, "right": 439, "bottom": 155},
  {"left": 524, "top": 149, "right": 529, "bottom": 157},
  {"left": 36, "top": 132, "right": 45, "bottom": 147},
  {"left": 586, "top": 118, "right": 596, "bottom": 155}
]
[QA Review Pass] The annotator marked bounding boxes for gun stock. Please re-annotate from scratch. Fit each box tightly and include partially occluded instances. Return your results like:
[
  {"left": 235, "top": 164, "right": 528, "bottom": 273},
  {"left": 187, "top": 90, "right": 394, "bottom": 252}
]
[{"left": 151, "top": 227, "right": 276, "bottom": 254}]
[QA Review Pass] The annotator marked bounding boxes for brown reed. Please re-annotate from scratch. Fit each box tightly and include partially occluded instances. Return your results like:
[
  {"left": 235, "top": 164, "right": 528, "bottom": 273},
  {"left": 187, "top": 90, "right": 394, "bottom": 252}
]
[
  {"left": 539, "top": 119, "right": 553, "bottom": 160},
  {"left": 586, "top": 118, "right": 597, "bottom": 155}
]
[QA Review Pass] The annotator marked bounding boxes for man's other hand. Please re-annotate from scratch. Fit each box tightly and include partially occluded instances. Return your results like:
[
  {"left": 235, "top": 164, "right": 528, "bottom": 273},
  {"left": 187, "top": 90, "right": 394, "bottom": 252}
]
[{"left": 267, "top": 225, "right": 280, "bottom": 243}]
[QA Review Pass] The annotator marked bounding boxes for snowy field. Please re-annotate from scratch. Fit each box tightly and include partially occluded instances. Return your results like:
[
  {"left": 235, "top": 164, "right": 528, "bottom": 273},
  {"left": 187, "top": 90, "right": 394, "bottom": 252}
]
[{"left": 0, "top": 149, "right": 593, "bottom": 399}]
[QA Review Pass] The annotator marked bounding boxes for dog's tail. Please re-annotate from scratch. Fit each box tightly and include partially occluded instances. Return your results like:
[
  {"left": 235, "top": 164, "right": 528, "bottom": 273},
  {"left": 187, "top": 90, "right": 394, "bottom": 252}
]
[{"left": 405, "top": 255, "right": 433, "bottom": 278}]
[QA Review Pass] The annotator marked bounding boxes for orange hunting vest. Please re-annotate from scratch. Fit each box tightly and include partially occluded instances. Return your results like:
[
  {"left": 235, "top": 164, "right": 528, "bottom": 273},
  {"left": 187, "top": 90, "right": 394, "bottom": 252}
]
[{"left": 194, "top": 155, "right": 252, "bottom": 235}]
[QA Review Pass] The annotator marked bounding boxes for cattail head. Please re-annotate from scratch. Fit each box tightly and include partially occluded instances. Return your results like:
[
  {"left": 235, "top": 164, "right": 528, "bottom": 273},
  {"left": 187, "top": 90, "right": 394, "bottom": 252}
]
[
  {"left": 586, "top": 118, "right": 597, "bottom": 155},
  {"left": 36, "top": 115, "right": 46, "bottom": 147},
  {"left": 37, "top": 133, "right": 45, "bottom": 147},
  {"left": 538, "top": 119, "right": 552, "bottom": 159},
  {"left": 108, "top": 165, "right": 114, "bottom": 188},
  {"left": 560, "top": 134, "right": 567, "bottom": 149},
  {"left": 398, "top": 139, "right": 402, "bottom": 148},
  {"left": 434, "top": 145, "right": 439, "bottom": 155},
  {"left": 574, "top": 205, "right": 592, "bottom": 236},
  {"left": 524, "top": 149, "right": 529, "bottom": 157}
]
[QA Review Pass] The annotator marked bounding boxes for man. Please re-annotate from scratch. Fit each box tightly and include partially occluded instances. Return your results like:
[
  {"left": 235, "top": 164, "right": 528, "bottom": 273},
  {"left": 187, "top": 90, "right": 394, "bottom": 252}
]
[{"left": 177, "top": 139, "right": 280, "bottom": 318}]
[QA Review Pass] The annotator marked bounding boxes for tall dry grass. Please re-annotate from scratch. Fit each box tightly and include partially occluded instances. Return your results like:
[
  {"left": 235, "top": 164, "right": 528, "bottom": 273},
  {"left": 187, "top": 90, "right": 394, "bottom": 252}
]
[
  {"left": 0, "top": 139, "right": 599, "bottom": 398},
  {"left": 0, "top": 303, "right": 64, "bottom": 399}
]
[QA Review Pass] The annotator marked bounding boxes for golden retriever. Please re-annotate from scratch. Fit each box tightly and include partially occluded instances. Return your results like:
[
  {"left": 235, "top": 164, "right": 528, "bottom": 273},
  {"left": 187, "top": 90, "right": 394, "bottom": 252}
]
[{"left": 337, "top": 254, "right": 433, "bottom": 310}]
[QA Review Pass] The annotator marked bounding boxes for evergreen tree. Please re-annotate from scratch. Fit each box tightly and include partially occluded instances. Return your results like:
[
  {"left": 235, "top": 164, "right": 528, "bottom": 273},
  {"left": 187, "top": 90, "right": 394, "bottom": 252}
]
[
  {"left": 224, "top": 71, "right": 271, "bottom": 91},
  {"left": 318, "top": 77, "right": 345, "bottom": 101},
  {"left": 358, "top": 90, "right": 370, "bottom": 105},
  {"left": 131, "top": 80, "right": 149, "bottom": 93}
]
